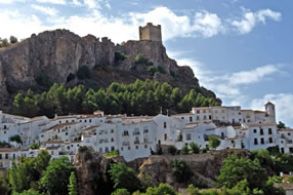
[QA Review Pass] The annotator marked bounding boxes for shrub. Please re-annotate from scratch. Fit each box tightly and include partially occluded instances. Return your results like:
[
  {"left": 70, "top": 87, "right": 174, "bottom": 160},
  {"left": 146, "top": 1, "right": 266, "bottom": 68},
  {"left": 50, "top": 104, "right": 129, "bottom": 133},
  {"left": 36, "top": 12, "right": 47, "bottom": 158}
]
[
  {"left": 111, "top": 188, "right": 130, "bottom": 195},
  {"left": 144, "top": 183, "right": 176, "bottom": 195},
  {"left": 9, "top": 135, "right": 22, "bottom": 144},
  {"left": 114, "top": 52, "right": 126, "bottom": 63},
  {"left": 189, "top": 142, "right": 200, "bottom": 154},
  {"left": 181, "top": 144, "right": 189, "bottom": 155},
  {"left": 171, "top": 159, "right": 192, "bottom": 183},
  {"left": 167, "top": 145, "right": 177, "bottom": 155},
  {"left": 208, "top": 135, "right": 221, "bottom": 149},
  {"left": 35, "top": 73, "right": 52, "bottom": 88},
  {"left": 134, "top": 54, "right": 153, "bottom": 66}
]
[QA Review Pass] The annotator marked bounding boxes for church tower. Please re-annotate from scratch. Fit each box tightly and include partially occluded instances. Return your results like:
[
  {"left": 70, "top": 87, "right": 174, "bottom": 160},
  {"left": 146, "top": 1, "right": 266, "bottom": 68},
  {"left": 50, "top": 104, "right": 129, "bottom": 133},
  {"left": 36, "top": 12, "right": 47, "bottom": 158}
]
[
  {"left": 139, "top": 23, "right": 162, "bottom": 42},
  {"left": 265, "top": 101, "right": 276, "bottom": 123}
]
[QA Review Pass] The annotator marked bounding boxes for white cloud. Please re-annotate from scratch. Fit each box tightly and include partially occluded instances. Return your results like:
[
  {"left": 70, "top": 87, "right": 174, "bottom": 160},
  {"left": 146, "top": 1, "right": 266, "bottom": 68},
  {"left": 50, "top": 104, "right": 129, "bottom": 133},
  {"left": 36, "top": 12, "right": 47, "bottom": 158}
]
[
  {"left": 250, "top": 94, "right": 293, "bottom": 127},
  {"left": 192, "top": 11, "right": 224, "bottom": 38},
  {"left": 35, "top": 0, "right": 66, "bottom": 5},
  {"left": 0, "top": 0, "right": 24, "bottom": 3},
  {"left": 228, "top": 64, "right": 279, "bottom": 85},
  {"left": 231, "top": 8, "right": 281, "bottom": 34},
  {"left": 31, "top": 4, "right": 59, "bottom": 16},
  {"left": 131, "top": 7, "right": 223, "bottom": 40}
]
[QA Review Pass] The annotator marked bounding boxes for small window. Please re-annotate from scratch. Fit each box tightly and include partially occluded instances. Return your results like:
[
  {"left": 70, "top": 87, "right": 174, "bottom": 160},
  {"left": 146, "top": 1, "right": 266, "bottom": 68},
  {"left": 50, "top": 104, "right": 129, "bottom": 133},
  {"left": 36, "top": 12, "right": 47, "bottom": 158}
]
[
  {"left": 186, "top": 133, "right": 191, "bottom": 141},
  {"left": 136, "top": 146, "right": 139, "bottom": 149},
  {"left": 189, "top": 116, "right": 193, "bottom": 122},
  {"left": 268, "top": 128, "right": 272, "bottom": 135},
  {"left": 209, "top": 115, "right": 212, "bottom": 120},
  {"left": 144, "top": 144, "right": 148, "bottom": 149},
  {"left": 260, "top": 138, "right": 264, "bottom": 144},
  {"left": 89, "top": 119, "right": 92, "bottom": 123},
  {"left": 254, "top": 138, "right": 258, "bottom": 145},
  {"left": 164, "top": 133, "right": 167, "bottom": 141},
  {"left": 260, "top": 129, "right": 264, "bottom": 135},
  {"left": 269, "top": 137, "right": 273, "bottom": 143},
  {"left": 163, "top": 122, "right": 167, "bottom": 128},
  {"left": 253, "top": 129, "right": 257, "bottom": 133},
  {"left": 196, "top": 110, "right": 200, "bottom": 114}
]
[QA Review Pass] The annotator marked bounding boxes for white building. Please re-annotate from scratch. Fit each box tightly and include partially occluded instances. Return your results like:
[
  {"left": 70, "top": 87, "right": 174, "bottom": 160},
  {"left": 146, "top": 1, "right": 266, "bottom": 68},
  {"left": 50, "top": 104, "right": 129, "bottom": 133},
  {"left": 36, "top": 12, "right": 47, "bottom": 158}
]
[{"left": 0, "top": 101, "right": 292, "bottom": 168}]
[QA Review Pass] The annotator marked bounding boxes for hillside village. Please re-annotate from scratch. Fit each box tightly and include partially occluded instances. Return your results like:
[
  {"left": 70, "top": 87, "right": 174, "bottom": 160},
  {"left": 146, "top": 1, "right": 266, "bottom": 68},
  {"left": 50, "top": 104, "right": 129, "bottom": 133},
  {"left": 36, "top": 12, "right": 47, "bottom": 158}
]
[{"left": 0, "top": 101, "right": 292, "bottom": 169}]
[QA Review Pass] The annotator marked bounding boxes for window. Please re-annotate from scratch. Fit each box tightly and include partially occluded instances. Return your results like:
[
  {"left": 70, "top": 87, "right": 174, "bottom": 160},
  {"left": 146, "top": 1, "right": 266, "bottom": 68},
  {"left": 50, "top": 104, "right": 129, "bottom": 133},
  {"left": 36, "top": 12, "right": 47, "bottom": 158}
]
[
  {"left": 163, "top": 122, "right": 167, "bottom": 128},
  {"left": 269, "top": 137, "right": 273, "bottom": 143},
  {"left": 111, "top": 129, "right": 114, "bottom": 133},
  {"left": 111, "top": 138, "right": 114, "bottom": 142},
  {"left": 89, "top": 119, "right": 92, "bottom": 123},
  {"left": 189, "top": 116, "right": 193, "bottom": 122},
  {"left": 281, "top": 148, "right": 284, "bottom": 153},
  {"left": 196, "top": 110, "right": 200, "bottom": 114},
  {"left": 121, "top": 147, "right": 123, "bottom": 151},
  {"left": 260, "top": 138, "right": 264, "bottom": 144},
  {"left": 290, "top": 148, "right": 293, "bottom": 154},
  {"left": 128, "top": 146, "right": 131, "bottom": 150},
  {"left": 196, "top": 116, "right": 200, "bottom": 120},
  {"left": 143, "top": 129, "right": 149, "bottom": 134},
  {"left": 203, "top": 116, "right": 207, "bottom": 120},
  {"left": 221, "top": 132, "right": 225, "bottom": 139},
  {"left": 268, "top": 128, "right": 272, "bottom": 135},
  {"left": 209, "top": 115, "right": 212, "bottom": 120},
  {"left": 260, "top": 128, "right": 264, "bottom": 135},
  {"left": 65, "top": 132, "right": 68, "bottom": 136},
  {"left": 5, "top": 154, "right": 8, "bottom": 159},
  {"left": 3, "top": 125, "right": 7, "bottom": 129},
  {"left": 164, "top": 134, "right": 167, "bottom": 141},
  {"left": 0, "top": 154, "right": 2, "bottom": 159},
  {"left": 186, "top": 133, "right": 191, "bottom": 141},
  {"left": 111, "top": 146, "right": 115, "bottom": 151},
  {"left": 254, "top": 138, "right": 258, "bottom": 145},
  {"left": 144, "top": 144, "right": 148, "bottom": 149},
  {"left": 136, "top": 146, "right": 139, "bottom": 149},
  {"left": 288, "top": 133, "right": 291, "bottom": 136},
  {"left": 123, "top": 131, "right": 129, "bottom": 136}
]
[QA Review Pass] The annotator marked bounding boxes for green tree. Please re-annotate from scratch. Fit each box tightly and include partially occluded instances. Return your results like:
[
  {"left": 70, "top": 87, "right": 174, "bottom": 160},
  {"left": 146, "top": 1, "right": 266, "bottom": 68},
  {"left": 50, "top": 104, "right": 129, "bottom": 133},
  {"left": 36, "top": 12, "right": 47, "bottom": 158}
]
[
  {"left": 277, "top": 121, "right": 286, "bottom": 129},
  {"left": 12, "top": 189, "right": 42, "bottom": 195},
  {"left": 108, "top": 163, "right": 141, "bottom": 193},
  {"left": 68, "top": 172, "right": 78, "bottom": 195},
  {"left": 189, "top": 142, "right": 200, "bottom": 154},
  {"left": 9, "top": 36, "right": 18, "bottom": 44},
  {"left": 40, "top": 157, "right": 73, "bottom": 195},
  {"left": 181, "top": 144, "right": 189, "bottom": 155},
  {"left": 111, "top": 188, "right": 130, "bottom": 195},
  {"left": 208, "top": 135, "right": 221, "bottom": 149},
  {"left": 144, "top": 183, "right": 176, "bottom": 195},
  {"left": 9, "top": 135, "right": 22, "bottom": 144},
  {"left": 217, "top": 155, "right": 268, "bottom": 189},
  {"left": 171, "top": 160, "right": 192, "bottom": 183}
]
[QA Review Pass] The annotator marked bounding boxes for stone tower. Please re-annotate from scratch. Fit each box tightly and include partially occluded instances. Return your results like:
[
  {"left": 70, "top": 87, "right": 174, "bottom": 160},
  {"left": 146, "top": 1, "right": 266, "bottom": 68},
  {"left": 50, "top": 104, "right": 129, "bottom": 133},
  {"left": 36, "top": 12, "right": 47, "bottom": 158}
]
[
  {"left": 265, "top": 101, "right": 276, "bottom": 123},
  {"left": 139, "top": 23, "right": 162, "bottom": 42}
]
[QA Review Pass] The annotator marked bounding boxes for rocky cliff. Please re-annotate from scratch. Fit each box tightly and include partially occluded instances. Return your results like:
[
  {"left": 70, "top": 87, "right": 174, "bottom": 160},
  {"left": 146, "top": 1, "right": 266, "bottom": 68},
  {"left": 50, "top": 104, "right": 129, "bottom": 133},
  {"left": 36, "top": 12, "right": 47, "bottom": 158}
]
[{"left": 0, "top": 29, "right": 219, "bottom": 108}]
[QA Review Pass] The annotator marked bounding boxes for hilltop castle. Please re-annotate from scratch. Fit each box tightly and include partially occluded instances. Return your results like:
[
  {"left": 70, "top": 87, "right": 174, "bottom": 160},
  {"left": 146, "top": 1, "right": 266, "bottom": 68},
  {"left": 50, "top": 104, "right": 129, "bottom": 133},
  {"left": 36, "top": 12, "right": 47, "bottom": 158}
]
[{"left": 139, "top": 22, "right": 162, "bottom": 42}]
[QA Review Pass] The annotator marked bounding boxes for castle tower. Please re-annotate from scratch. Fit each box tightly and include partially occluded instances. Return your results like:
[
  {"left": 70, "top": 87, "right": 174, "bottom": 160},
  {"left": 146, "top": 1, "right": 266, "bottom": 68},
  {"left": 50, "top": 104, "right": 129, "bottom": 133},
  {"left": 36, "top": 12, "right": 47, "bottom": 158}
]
[
  {"left": 139, "top": 23, "right": 162, "bottom": 42},
  {"left": 265, "top": 101, "right": 276, "bottom": 122}
]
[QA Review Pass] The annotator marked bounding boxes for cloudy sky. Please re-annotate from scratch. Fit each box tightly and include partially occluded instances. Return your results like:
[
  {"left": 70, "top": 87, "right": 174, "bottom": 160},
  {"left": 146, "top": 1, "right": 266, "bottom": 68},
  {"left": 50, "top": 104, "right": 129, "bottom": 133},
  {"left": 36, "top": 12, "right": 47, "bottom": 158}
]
[{"left": 0, "top": 0, "right": 292, "bottom": 126}]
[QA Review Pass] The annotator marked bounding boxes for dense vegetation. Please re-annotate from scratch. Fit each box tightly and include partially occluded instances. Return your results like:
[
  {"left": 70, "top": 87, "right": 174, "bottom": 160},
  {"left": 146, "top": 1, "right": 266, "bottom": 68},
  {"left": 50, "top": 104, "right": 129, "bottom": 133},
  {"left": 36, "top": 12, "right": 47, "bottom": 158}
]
[
  {"left": 2, "top": 146, "right": 293, "bottom": 195},
  {"left": 13, "top": 79, "right": 220, "bottom": 118}
]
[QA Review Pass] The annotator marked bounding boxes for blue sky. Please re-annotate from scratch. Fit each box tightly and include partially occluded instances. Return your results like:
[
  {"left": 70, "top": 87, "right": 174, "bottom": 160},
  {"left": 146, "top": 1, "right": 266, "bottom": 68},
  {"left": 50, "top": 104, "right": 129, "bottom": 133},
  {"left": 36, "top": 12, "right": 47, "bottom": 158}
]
[{"left": 0, "top": 0, "right": 292, "bottom": 126}]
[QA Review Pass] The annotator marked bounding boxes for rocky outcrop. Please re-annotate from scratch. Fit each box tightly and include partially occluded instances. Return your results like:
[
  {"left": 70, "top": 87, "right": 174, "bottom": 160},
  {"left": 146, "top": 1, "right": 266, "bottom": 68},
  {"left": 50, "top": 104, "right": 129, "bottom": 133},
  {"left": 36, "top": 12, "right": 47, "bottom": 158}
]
[
  {"left": 135, "top": 149, "right": 250, "bottom": 189},
  {"left": 74, "top": 147, "right": 124, "bottom": 195},
  {"left": 0, "top": 29, "right": 220, "bottom": 108}
]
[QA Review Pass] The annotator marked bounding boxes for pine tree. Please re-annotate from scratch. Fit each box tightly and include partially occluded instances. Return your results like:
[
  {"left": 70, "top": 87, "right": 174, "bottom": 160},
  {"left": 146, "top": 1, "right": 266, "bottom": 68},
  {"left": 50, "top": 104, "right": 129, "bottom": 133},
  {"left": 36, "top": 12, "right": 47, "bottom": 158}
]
[{"left": 68, "top": 171, "right": 78, "bottom": 195}]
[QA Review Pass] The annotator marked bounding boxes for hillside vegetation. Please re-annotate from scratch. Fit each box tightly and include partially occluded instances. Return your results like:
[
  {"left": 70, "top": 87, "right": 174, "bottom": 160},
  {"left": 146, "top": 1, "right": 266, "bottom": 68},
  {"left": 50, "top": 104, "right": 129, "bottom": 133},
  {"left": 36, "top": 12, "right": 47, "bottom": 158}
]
[{"left": 13, "top": 79, "right": 219, "bottom": 118}]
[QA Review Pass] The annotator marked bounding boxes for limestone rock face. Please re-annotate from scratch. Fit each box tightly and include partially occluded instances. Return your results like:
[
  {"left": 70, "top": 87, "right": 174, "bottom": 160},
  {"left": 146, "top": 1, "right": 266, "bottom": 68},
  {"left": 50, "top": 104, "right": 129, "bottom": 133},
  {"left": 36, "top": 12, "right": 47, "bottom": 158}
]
[
  {"left": 0, "top": 29, "right": 219, "bottom": 108},
  {"left": 135, "top": 149, "right": 250, "bottom": 189},
  {"left": 74, "top": 147, "right": 125, "bottom": 195}
]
